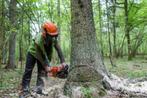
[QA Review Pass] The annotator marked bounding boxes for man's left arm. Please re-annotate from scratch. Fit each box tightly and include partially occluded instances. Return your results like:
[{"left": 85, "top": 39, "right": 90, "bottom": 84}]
[
  {"left": 54, "top": 40, "right": 65, "bottom": 64},
  {"left": 50, "top": 38, "right": 69, "bottom": 78}
]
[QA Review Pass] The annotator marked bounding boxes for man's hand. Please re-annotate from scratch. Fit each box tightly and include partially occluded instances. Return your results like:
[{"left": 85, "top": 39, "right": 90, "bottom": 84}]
[
  {"left": 45, "top": 66, "right": 51, "bottom": 73},
  {"left": 61, "top": 62, "right": 66, "bottom": 67},
  {"left": 46, "top": 66, "right": 62, "bottom": 77},
  {"left": 46, "top": 64, "right": 68, "bottom": 77},
  {"left": 44, "top": 63, "right": 69, "bottom": 78},
  {"left": 44, "top": 66, "right": 53, "bottom": 77}
]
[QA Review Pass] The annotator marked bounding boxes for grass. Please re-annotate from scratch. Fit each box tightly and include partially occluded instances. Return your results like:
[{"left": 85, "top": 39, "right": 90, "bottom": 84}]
[
  {"left": 0, "top": 55, "right": 147, "bottom": 91},
  {"left": 105, "top": 55, "right": 147, "bottom": 79},
  {"left": 0, "top": 68, "right": 23, "bottom": 90},
  {"left": 0, "top": 64, "right": 38, "bottom": 90}
]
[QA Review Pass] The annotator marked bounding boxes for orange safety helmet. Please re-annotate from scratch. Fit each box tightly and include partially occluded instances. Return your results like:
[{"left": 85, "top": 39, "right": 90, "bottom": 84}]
[{"left": 42, "top": 22, "right": 58, "bottom": 36}]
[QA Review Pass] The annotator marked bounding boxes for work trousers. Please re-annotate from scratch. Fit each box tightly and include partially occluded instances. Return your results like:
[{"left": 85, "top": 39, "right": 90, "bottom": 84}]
[{"left": 21, "top": 52, "right": 46, "bottom": 92}]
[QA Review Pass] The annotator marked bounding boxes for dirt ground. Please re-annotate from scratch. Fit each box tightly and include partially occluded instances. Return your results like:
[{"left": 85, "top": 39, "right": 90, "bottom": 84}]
[{"left": 1, "top": 56, "right": 147, "bottom": 98}]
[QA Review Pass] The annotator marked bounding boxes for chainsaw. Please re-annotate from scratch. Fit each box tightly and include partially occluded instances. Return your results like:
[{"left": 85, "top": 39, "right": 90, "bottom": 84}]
[{"left": 48, "top": 64, "right": 69, "bottom": 79}]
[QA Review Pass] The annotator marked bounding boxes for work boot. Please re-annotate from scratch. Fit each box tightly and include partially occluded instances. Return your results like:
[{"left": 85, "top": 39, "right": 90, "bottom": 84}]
[
  {"left": 36, "top": 89, "right": 48, "bottom": 96},
  {"left": 34, "top": 71, "right": 48, "bottom": 96},
  {"left": 32, "top": 86, "right": 48, "bottom": 96},
  {"left": 19, "top": 86, "right": 30, "bottom": 98}
]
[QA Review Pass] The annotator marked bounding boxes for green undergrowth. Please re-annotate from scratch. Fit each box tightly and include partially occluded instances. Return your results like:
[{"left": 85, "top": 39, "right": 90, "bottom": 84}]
[
  {"left": 0, "top": 56, "right": 147, "bottom": 91},
  {"left": 0, "top": 68, "right": 23, "bottom": 90},
  {"left": 105, "top": 56, "right": 147, "bottom": 79},
  {"left": 0, "top": 65, "right": 37, "bottom": 90}
]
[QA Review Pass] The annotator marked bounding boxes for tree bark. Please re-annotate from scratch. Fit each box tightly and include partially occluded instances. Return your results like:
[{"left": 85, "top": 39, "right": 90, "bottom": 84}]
[
  {"left": 0, "top": 0, "right": 5, "bottom": 65},
  {"left": 48, "top": 0, "right": 54, "bottom": 21},
  {"left": 124, "top": 0, "right": 132, "bottom": 60},
  {"left": 28, "top": 20, "right": 31, "bottom": 45},
  {"left": 112, "top": 0, "right": 117, "bottom": 58},
  {"left": 64, "top": 0, "right": 108, "bottom": 97},
  {"left": 57, "top": 0, "right": 61, "bottom": 36},
  {"left": 19, "top": 15, "right": 23, "bottom": 65},
  {"left": 98, "top": 0, "right": 104, "bottom": 57},
  {"left": 105, "top": 0, "right": 116, "bottom": 67},
  {"left": 6, "top": 0, "right": 17, "bottom": 69},
  {"left": 19, "top": 6, "right": 24, "bottom": 64}
]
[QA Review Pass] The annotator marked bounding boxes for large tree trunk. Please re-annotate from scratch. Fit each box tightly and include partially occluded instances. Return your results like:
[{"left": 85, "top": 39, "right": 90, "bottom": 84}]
[
  {"left": 6, "top": 0, "right": 17, "bottom": 69},
  {"left": 62, "top": 0, "right": 147, "bottom": 98},
  {"left": 64, "top": 0, "right": 108, "bottom": 97}
]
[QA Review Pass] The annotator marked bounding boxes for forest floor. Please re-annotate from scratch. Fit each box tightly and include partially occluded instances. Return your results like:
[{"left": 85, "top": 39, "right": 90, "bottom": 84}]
[{"left": 0, "top": 55, "right": 147, "bottom": 98}]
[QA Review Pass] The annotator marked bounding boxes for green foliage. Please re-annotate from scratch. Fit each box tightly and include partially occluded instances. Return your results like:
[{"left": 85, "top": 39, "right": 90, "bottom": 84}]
[
  {"left": 107, "top": 56, "right": 147, "bottom": 78},
  {"left": 1, "top": 0, "right": 146, "bottom": 62},
  {"left": 81, "top": 87, "right": 93, "bottom": 98},
  {"left": 0, "top": 0, "right": 147, "bottom": 76},
  {"left": 0, "top": 69, "right": 23, "bottom": 89},
  {"left": 127, "top": 70, "right": 147, "bottom": 78},
  {"left": 81, "top": 86, "right": 106, "bottom": 98}
]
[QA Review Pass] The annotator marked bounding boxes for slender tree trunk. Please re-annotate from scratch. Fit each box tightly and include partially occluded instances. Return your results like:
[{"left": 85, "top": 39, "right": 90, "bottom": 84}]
[
  {"left": 0, "top": 0, "right": 5, "bottom": 65},
  {"left": 56, "top": 0, "right": 61, "bottom": 64},
  {"left": 19, "top": 13, "right": 23, "bottom": 66},
  {"left": 28, "top": 20, "right": 31, "bottom": 45},
  {"left": 2, "top": 30, "right": 7, "bottom": 65},
  {"left": 124, "top": 0, "right": 132, "bottom": 60},
  {"left": 2, "top": 48, "right": 7, "bottom": 64},
  {"left": 112, "top": 0, "right": 117, "bottom": 57},
  {"left": 19, "top": 6, "right": 24, "bottom": 64},
  {"left": 106, "top": 0, "right": 115, "bottom": 67},
  {"left": 6, "top": 0, "right": 17, "bottom": 69},
  {"left": 98, "top": 0, "right": 104, "bottom": 57},
  {"left": 64, "top": 0, "right": 108, "bottom": 97},
  {"left": 57, "top": 0, "right": 61, "bottom": 36},
  {"left": 48, "top": 0, "right": 53, "bottom": 21},
  {"left": 19, "top": 39, "right": 22, "bottom": 61}
]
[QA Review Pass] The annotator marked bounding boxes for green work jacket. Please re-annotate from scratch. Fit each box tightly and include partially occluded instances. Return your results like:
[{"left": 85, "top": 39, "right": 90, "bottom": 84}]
[{"left": 28, "top": 33, "right": 65, "bottom": 67}]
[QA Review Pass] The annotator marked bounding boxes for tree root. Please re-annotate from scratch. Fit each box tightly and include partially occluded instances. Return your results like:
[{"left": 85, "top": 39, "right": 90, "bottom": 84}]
[{"left": 103, "top": 74, "right": 147, "bottom": 98}]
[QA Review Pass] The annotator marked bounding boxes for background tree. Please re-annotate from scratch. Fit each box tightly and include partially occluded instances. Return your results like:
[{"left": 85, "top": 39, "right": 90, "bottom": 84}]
[
  {"left": 111, "top": 0, "right": 117, "bottom": 57},
  {"left": 124, "top": 0, "right": 132, "bottom": 60},
  {"left": 98, "top": 0, "right": 104, "bottom": 57},
  {"left": 5, "top": 0, "right": 17, "bottom": 69},
  {"left": 0, "top": 0, "right": 5, "bottom": 65},
  {"left": 105, "top": 0, "right": 116, "bottom": 67}
]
